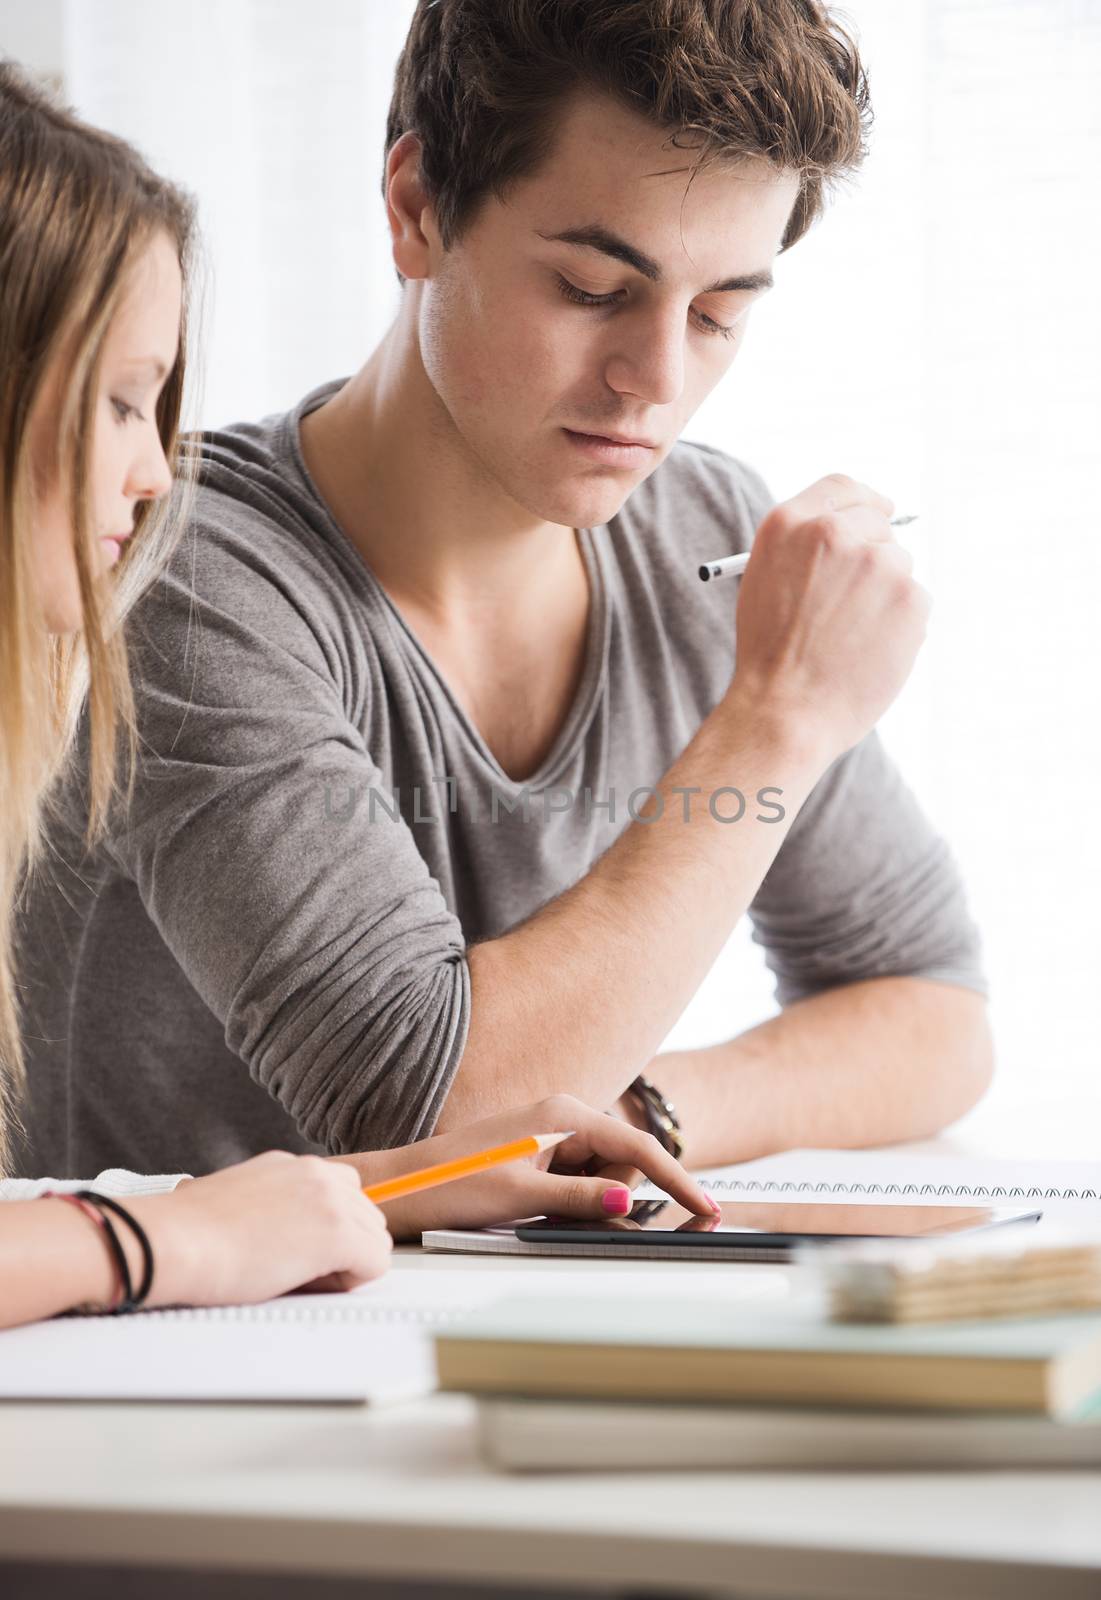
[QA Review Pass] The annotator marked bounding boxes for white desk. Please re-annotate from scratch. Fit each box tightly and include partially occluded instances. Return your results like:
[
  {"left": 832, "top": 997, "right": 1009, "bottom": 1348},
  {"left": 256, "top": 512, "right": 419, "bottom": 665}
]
[
  {"left": 5, "top": 1093, "right": 1101, "bottom": 1600},
  {"left": 2, "top": 1242, "right": 1100, "bottom": 1600}
]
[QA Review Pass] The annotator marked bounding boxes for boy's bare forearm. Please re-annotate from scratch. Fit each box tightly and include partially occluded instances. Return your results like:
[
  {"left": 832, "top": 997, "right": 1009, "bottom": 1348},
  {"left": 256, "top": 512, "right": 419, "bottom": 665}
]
[
  {"left": 437, "top": 476, "right": 934, "bottom": 1133},
  {"left": 653, "top": 977, "right": 995, "bottom": 1169},
  {"left": 435, "top": 689, "right": 829, "bottom": 1130}
]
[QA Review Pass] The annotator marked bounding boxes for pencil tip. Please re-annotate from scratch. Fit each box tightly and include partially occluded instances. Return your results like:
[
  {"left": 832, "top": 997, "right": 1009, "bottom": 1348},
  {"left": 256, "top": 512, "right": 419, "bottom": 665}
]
[{"left": 534, "top": 1130, "right": 575, "bottom": 1151}]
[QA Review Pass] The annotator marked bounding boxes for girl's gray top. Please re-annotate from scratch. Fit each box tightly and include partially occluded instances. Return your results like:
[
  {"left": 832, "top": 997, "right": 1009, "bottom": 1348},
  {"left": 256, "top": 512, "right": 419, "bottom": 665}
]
[{"left": 15, "top": 381, "right": 985, "bottom": 1179}]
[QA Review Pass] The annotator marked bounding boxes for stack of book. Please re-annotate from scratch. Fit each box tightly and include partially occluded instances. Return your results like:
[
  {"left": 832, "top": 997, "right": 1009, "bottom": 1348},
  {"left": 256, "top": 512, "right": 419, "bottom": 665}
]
[{"left": 433, "top": 1236, "right": 1101, "bottom": 1471}]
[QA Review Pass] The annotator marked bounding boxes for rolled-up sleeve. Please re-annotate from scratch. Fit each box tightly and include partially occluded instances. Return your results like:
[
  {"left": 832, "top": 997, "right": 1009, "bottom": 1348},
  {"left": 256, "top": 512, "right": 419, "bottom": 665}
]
[
  {"left": 748, "top": 731, "right": 987, "bottom": 1005},
  {"left": 110, "top": 522, "right": 469, "bottom": 1155}
]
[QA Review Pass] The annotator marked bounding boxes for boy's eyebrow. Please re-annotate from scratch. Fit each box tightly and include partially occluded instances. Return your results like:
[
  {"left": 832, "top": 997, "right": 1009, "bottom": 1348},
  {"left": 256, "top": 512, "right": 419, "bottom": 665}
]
[{"left": 536, "top": 224, "right": 774, "bottom": 294}]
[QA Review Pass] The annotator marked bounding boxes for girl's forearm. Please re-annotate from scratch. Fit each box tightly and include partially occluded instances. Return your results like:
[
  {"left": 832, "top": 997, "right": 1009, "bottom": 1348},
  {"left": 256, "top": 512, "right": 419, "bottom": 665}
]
[{"left": 0, "top": 1197, "right": 136, "bottom": 1327}]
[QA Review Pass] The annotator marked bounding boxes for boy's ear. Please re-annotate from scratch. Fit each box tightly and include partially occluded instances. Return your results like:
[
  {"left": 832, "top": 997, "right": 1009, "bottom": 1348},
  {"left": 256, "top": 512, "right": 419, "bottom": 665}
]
[{"left": 385, "top": 132, "right": 437, "bottom": 282}]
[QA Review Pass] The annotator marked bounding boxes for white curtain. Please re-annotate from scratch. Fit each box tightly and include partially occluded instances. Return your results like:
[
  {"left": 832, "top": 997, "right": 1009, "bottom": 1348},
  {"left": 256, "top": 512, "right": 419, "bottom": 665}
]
[
  {"left": 59, "top": 0, "right": 419, "bottom": 422},
  {"left": 6, "top": 0, "right": 1097, "bottom": 1130}
]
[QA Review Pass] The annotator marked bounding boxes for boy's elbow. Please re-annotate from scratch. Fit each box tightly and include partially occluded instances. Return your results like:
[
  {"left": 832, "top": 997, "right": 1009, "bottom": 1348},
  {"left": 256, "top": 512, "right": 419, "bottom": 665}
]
[
  {"left": 960, "top": 1008, "right": 996, "bottom": 1112},
  {"left": 931, "top": 991, "right": 995, "bottom": 1132}
]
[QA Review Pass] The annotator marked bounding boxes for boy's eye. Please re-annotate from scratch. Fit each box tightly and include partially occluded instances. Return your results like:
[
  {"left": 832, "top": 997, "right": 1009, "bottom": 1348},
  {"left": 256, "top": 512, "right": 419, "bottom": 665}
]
[
  {"left": 554, "top": 273, "right": 739, "bottom": 342},
  {"left": 555, "top": 274, "right": 621, "bottom": 309},
  {"left": 693, "top": 309, "right": 737, "bottom": 339}
]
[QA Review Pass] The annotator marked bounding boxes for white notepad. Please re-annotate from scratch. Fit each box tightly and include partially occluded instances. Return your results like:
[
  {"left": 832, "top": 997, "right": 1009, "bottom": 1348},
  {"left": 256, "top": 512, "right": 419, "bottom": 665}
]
[
  {"left": 0, "top": 1268, "right": 522, "bottom": 1403},
  {"left": 0, "top": 1265, "right": 761, "bottom": 1403},
  {"left": 0, "top": 1292, "right": 447, "bottom": 1404}
]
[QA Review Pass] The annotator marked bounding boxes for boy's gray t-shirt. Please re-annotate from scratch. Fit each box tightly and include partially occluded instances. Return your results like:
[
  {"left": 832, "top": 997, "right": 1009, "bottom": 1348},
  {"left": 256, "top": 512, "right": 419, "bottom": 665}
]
[{"left": 16, "top": 380, "right": 986, "bottom": 1178}]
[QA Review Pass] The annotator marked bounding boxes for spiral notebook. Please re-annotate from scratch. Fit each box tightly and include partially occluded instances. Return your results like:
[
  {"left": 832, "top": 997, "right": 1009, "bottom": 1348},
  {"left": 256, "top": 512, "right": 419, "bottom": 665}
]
[
  {"left": 0, "top": 1268, "right": 523, "bottom": 1404},
  {"left": 0, "top": 1265, "right": 751, "bottom": 1403},
  {"left": 676, "top": 1151, "right": 1101, "bottom": 1206},
  {"left": 0, "top": 1292, "right": 452, "bottom": 1404}
]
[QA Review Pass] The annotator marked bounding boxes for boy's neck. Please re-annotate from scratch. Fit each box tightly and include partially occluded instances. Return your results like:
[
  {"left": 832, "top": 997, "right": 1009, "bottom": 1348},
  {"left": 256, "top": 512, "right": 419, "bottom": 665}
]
[
  {"left": 299, "top": 308, "right": 594, "bottom": 780},
  {"left": 299, "top": 307, "right": 578, "bottom": 626}
]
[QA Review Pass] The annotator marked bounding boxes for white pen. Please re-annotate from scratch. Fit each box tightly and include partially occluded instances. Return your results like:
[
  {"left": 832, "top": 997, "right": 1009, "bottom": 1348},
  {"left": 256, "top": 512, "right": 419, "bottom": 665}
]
[{"left": 698, "top": 513, "right": 919, "bottom": 582}]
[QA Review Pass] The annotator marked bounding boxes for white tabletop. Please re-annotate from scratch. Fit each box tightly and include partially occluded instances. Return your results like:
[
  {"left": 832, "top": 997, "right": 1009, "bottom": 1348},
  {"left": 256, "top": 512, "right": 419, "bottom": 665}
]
[{"left": 3, "top": 1242, "right": 1101, "bottom": 1600}]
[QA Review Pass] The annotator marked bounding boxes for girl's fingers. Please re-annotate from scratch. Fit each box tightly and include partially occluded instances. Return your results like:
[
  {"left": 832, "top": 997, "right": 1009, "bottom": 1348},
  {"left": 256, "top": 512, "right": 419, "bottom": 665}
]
[
  {"left": 581, "top": 1161, "right": 644, "bottom": 1191},
  {"left": 557, "top": 1112, "right": 716, "bottom": 1215},
  {"left": 293, "top": 1270, "right": 354, "bottom": 1295},
  {"left": 534, "top": 1173, "right": 638, "bottom": 1220}
]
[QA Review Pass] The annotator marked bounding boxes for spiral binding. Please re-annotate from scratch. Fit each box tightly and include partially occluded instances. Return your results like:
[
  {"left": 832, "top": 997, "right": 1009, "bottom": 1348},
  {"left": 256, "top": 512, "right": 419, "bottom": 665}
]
[
  {"left": 142, "top": 1302, "right": 470, "bottom": 1325},
  {"left": 703, "top": 1177, "right": 1098, "bottom": 1201}
]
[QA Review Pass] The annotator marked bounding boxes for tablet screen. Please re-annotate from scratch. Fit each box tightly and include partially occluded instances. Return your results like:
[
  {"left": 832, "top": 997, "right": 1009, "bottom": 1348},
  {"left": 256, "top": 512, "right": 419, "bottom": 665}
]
[{"left": 518, "top": 1199, "right": 1041, "bottom": 1242}]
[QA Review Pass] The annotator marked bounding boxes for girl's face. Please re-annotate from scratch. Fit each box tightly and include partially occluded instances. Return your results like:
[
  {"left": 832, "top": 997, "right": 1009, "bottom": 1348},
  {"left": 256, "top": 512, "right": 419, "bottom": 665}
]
[{"left": 30, "top": 230, "right": 182, "bottom": 633}]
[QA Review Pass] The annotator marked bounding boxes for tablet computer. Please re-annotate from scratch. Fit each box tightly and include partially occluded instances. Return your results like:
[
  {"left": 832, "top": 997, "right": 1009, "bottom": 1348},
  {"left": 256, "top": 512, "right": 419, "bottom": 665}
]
[{"left": 514, "top": 1199, "right": 1042, "bottom": 1260}]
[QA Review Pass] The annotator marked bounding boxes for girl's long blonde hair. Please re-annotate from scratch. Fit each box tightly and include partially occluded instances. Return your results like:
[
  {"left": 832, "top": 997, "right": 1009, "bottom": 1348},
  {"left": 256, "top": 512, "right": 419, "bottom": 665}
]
[{"left": 0, "top": 63, "right": 197, "bottom": 1172}]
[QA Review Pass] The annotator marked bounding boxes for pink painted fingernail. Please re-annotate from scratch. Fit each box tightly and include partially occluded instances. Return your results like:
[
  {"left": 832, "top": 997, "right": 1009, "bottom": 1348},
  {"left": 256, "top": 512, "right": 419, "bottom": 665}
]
[
  {"left": 707, "top": 1195, "right": 723, "bottom": 1216},
  {"left": 601, "top": 1187, "right": 632, "bottom": 1216}
]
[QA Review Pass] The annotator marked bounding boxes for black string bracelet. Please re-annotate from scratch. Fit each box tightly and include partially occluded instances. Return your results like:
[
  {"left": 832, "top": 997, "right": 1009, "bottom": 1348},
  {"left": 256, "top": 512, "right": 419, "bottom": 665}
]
[
  {"left": 64, "top": 1194, "right": 133, "bottom": 1311},
  {"left": 75, "top": 1191, "right": 155, "bottom": 1311}
]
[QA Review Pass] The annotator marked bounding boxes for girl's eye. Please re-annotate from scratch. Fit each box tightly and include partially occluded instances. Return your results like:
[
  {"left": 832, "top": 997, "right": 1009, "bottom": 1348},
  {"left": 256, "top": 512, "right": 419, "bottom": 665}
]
[
  {"left": 110, "top": 397, "right": 145, "bottom": 424},
  {"left": 554, "top": 274, "right": 738, "bottom": 342}
]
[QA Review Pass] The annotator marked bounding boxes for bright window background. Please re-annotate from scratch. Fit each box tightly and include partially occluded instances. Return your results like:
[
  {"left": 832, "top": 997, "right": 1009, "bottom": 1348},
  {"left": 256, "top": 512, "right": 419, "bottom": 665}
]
[{"left": 3, "top": 1, "right": 1098, "bottom": 1144}]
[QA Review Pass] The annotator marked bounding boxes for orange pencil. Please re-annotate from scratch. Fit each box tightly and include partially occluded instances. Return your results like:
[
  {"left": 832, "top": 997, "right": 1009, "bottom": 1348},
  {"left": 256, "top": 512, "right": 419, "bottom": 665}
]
[{"left": 363, "top": 1131, "right": 573, "bottom": 1205}]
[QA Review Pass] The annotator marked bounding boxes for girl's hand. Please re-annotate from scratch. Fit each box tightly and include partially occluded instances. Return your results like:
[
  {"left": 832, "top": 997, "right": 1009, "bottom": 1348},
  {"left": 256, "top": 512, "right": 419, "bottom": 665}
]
[
  {"left": 362, "top": 1094, "right": 719, "bottom": 1238},
  {"left": 131, "top": 1151, "right": 392, "bottom": 1308}
]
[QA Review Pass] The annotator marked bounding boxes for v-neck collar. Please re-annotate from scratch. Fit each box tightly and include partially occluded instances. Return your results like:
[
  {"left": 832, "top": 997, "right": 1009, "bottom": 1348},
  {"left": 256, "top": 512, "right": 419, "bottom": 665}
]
[{"left": 285, "top": 380, "right": 611, "bottom": 790}]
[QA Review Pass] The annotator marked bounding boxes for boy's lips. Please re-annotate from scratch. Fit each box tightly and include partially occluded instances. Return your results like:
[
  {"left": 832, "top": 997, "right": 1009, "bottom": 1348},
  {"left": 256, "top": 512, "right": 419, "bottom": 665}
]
[
  {"left": 562, "top": 429, "right": 659, "bottom": 466},
  {"left": 567, "top": 428, "right": 659, "bottom": 448}
]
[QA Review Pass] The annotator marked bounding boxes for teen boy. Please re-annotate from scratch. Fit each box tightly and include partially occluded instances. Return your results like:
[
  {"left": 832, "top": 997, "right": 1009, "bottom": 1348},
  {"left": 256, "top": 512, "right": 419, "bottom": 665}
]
[{"left": 18, "top": 0, "right": 992, "bottom": 1182}]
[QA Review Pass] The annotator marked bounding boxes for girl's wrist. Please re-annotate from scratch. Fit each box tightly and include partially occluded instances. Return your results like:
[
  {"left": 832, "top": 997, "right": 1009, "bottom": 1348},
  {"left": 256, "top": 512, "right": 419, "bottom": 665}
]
[
  {"left": 125, "top": 1194, "right": 199, "bottom": 1309},
  {"left": 40, "top": 1196, "right": 123, "bottom": 1312},
  {"left": 46, "top": 1192, "right": 169, "bottom": 1312}
]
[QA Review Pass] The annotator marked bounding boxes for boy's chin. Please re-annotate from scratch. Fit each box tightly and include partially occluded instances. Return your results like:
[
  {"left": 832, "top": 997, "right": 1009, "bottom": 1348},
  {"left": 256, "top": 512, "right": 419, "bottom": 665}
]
[{"left": 531, "top": 479, "right": 641, "bottom": 532}]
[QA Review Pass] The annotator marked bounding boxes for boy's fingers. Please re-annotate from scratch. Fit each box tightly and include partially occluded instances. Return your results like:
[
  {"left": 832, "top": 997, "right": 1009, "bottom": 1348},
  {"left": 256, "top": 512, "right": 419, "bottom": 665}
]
[{"left": 784, "top": 474, "right": 894, "bottom": 523}]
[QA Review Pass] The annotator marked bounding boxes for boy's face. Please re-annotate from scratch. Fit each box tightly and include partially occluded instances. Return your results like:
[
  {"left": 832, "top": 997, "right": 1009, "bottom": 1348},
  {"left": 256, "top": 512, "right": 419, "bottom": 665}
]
[{"left": 409, "top": 92, "right": 800, "bottom": 531}]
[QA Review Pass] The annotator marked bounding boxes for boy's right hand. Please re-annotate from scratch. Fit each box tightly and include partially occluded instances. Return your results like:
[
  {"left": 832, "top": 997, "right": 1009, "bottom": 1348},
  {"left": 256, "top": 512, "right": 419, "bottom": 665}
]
[
  {"left": 131, "top": 1151, "right": 392, "bottom": 1308},
  {"left": 728, "top": 473, "right": 930, "bottom": 763}
]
